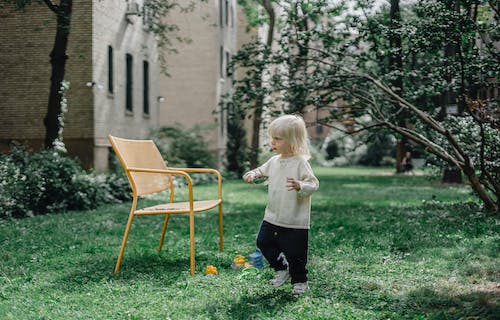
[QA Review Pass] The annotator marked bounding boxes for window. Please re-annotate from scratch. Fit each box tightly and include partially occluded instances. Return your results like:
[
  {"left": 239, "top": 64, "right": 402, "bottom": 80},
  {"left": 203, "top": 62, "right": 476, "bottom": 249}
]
[
  {"left": 225, "top": 51, "right": 231, "bottom": 78},
  {"left": 143, "top": 60, "right": 150, "bottom": 115},
  {"left": 126, "top": 54, "right": 133, "bottom": 112},
  {"left": 230, "top": 4, "right": 234, "bottom": 28},
  {"left": 316, "top": 125, "right": 324, "bottom": 135},
  {"left": 220, "top": 103, "right": 225, "bottom": 136},
  {"left": 219, "top": 46, "right": 224, "bottom": 78},
  {"left": 219, "top": 0, "right": 223, "bottom": 27},
  {"left": 107, "top": 46, "right": 113, "bottom": 93},
  {"left": 225, "top": 0, "right": 229, "bottom": 26}
]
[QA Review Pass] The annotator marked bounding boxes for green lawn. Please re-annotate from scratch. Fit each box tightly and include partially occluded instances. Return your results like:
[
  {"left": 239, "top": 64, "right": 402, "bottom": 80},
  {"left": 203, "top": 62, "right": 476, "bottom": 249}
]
[{"left": 0, "top": 167, "right": 498, "bottom": 319}]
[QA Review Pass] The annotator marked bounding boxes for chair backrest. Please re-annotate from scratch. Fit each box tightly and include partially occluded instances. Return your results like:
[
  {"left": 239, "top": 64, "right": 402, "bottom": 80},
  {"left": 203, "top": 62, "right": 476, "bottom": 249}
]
[{"left": 108, "top": 135, "right": 172, "bottom": 196}]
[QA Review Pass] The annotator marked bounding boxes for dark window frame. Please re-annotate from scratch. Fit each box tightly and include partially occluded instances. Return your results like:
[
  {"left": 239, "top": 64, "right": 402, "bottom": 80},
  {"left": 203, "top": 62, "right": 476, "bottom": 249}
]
[
  {"left": 126, "top": 53, "right": 133, "bottom": 112},
  {"left": 219, "top": 0, "right": 223, "bottom": 27},
  {"left": 107, "top": 46, "right": 113, "bottom": 94},
  {"left": 143, "top": 60, "right": 150, "bottom": 116},
  {"left": 225, "top": 0, "right": 229, "bottom": 26},
  {"left": 225, "top": 51, "right": 231, "bottom": 79},
  {"left": 219, "top": 46, "right": 224, "bottom": 78}
]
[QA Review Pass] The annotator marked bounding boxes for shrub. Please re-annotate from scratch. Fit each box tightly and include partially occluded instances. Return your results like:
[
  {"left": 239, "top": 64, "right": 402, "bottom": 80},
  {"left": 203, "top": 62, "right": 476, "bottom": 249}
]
[
  {"left": 358, "top": 132, "right": 396, "bottom": 166},
  {"left": 320, "top": 128, "right": 368, "bottom": 166},
  {"left": 150, "top": 125, "right": 216, "bottom": 168},
  {"left": 0, "top": 147, "right": 130, "bottom": 218},
  {"left": 225, "top": 104, "right": 248, "bottom": 177},
  {"left": 320, "top": 126, "right": 396, "bottom": 167}
]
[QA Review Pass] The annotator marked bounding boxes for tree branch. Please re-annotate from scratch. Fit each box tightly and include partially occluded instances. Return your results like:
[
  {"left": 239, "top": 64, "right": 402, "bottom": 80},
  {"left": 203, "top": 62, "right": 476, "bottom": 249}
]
[
  {"left": 383, "top": 122, "right": 463, "bottom": 168},
  {"left": 42, "top": 0, "right": 58, "bottom": 13},
  {"left": 487, "top": 0, "right": 500, "bottom": 17}
]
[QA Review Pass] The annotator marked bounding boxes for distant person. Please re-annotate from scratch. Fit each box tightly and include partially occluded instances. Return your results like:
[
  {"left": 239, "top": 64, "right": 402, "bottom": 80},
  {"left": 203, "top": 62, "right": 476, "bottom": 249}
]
[
  {"left": 243, "top": 114, "right": 319, "bottom": 297},
  {"left": 402, "top": 151, "right": 414, "bottom": 174}
]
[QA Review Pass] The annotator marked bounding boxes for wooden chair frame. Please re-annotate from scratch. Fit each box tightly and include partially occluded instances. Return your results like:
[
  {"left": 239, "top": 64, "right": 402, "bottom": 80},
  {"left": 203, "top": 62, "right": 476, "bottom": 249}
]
[{"left": 108, "top": 135, "right": 223, "bottom": 276}]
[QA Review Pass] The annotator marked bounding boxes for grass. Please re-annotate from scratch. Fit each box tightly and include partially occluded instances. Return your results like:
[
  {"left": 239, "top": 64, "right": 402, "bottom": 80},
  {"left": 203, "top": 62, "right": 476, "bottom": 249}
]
[{"left": 0, "top": 167, "right": 498, "bottom": 319}]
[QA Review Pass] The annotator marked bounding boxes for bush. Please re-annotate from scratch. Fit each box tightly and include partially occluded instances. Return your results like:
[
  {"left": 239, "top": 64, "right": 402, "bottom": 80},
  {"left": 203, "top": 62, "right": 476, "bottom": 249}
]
[
  {"left": 358, "top": 132, "right": 396, "bottom": 166},
  {"left": 0, "top": 147, "right": 130, "bottom": 218},
  {"left": 225, "top": 104, "right": 248, "bottom": 177},
  {"left": 320, "top": 128, "right": 368, "bottom": 166},
  {"left": 150, "top": 125, "right": 216, "bottom": 168},
  {"left": 320, "top": 126, "right": 396, "bottom": 167},
  {"left": 148, "top": 126, "right": 219, "bottom": 185}
]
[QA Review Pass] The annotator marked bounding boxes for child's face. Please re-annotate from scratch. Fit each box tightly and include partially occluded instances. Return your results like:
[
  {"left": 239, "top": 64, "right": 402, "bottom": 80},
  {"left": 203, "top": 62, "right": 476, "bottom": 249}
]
[{"left": 271, "top": 136, "right": 291, "bottom": 156}]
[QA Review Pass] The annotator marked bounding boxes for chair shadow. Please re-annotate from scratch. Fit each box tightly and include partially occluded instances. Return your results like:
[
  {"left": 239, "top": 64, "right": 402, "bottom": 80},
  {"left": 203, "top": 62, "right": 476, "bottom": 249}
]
[{"left": 48, "top": 253, "right": 190, "bottom": 292}]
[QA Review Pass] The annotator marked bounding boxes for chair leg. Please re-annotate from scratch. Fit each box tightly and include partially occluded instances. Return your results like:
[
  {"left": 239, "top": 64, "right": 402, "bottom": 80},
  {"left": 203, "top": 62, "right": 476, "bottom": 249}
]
[
  {"left": 189, "top": 211, "right": 195, "bottom": 276},
  {"left": 218, "top": 203, "right": 224, "bottom": 252},
  {"left": 158, "top": 214, "right": 170, "bottom": 252},
  {"left": 114, "top": 204, "right": 136, "bottom": 274}
]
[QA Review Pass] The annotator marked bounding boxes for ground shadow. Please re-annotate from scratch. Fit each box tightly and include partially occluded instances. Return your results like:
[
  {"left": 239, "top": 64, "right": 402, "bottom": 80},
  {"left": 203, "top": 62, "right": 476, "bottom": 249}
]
[
  {"left": 49, "top": 252, "right": 190, "bottom": 292},
  {"left": 399, "top": 286, "right": 500, "bottom": 319},
  {"left": 205, "top": 289, "right": 294, "bottom": 320}
]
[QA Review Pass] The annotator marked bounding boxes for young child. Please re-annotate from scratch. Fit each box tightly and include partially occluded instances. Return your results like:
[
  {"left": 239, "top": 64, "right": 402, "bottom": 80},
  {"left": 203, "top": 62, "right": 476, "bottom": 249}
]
[{"left": 243, "top": 114, "right": 319, "bottom": 297}]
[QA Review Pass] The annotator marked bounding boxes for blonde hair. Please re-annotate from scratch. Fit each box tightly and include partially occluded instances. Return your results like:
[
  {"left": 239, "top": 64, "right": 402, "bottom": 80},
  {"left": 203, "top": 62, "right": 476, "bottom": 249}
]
[{"left": 268, "top": 114, "right": 311, "bottom": 159}]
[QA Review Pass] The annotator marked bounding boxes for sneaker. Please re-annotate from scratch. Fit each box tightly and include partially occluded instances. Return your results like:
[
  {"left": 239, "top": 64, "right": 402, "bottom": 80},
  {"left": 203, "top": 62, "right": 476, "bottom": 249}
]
[
  {"left": 292, "top": 282, "right": 309, "bottom": 297},
  {"left": 269, "top": 270, "right": 290, "bottom": 287}
]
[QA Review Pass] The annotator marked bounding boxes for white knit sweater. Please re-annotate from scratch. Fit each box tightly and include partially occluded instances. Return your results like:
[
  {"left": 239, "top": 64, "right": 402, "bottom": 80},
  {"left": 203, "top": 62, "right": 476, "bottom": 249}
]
[{"left": 244, "top": 155, "right": 319, "bottom": 229}]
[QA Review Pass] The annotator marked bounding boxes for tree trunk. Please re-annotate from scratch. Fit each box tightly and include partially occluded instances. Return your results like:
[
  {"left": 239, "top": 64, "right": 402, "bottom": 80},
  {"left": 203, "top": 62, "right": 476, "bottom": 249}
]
[
  {"left": 440, "top": 0, "right": 463, "bottom": 183},
  {"left": 395, "top": 140, "right": 406, "bottom": 173},
  {"left": 249, "top": 0, "right": 274, "bottom": 168},
  {"left": 43, "top": 0, "right": 73, "bottom": 149},
  {"left": 389, "top": 0, "right": 406, "bottom": 173},
  {"left": 249, "top": 104, "right": 263, "bottom": 168},
  {"left": 462, "top": 165, "right": 498, "bottom": 212}
]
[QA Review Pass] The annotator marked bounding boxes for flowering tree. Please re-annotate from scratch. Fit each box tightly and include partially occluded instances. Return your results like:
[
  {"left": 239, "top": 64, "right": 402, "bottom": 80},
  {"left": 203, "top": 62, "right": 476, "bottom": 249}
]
[{"left": 231, "top": 0, "right": 499, "bottom": 212}]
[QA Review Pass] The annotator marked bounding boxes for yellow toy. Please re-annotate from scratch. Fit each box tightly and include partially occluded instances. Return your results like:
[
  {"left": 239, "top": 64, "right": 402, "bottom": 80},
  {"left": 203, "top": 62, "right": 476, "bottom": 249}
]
[
  {"left": 205, "top": 265, "right": 218, "bottom": 275},
  {"left": 231, "top": 255, "right": 246, "bottom": 269}
]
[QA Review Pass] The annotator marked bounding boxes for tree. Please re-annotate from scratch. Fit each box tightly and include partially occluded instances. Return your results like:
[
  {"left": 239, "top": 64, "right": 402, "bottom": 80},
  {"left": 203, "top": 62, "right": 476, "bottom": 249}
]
[
  {"left": 328, "top": 0, "right": 499, "bottom": 211},
  {"left": 388, "top": 0, "right": 408, "bottom": 173},
  {"left": 231, "top": 0, "right": 499, "bottom": 212},
  {"left": 225, "top": 101, "right": 248, "bottom": 176},
  {"left": 233, "top": 0, "right": 276, "bottom": 168}
]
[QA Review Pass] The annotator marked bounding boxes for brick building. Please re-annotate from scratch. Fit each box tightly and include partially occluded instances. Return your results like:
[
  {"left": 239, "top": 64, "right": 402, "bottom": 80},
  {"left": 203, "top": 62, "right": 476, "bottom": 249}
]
[
  {"left": 1, "top": 0, "right": 259, "bottom": 171},
  {"left": 0, "top": 1, "right": 159, "bottom": 170}
]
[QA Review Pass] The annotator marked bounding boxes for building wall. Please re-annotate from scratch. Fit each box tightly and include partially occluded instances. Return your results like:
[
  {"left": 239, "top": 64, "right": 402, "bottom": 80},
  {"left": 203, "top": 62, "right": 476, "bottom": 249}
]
[
  {"left": 92, "top": 0, "right": 159, "bottom": 171},
  {"left": 157, "top": 0, "right": 238, "bottom": 168},
  {"left": 0, "top": 1, "right": 159, "bottom": 170},
  {"left": 0, "top": 1, "right": 94, "bottom": 166}
]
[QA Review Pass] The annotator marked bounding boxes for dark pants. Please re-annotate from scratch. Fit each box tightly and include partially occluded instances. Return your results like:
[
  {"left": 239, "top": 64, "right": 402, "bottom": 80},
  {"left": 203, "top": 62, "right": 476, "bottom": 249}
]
[{"left": 256, "top": 220, "right": 309, "bottom": 284}]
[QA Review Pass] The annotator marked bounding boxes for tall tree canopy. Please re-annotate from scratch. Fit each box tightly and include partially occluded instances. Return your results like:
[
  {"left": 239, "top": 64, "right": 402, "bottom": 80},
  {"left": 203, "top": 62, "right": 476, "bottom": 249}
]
[{"left": 231, "top": 0, "right": 499, "bottom": 212}]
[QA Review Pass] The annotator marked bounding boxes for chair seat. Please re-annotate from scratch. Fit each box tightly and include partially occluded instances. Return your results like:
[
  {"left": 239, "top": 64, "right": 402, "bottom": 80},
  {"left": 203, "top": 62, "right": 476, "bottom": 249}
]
[{"left": 135, "top": 199, "right": 222, "bottom": 215}]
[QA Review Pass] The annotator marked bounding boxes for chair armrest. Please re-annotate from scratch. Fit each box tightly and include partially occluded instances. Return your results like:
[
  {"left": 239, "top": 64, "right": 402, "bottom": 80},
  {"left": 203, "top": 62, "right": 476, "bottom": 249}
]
[
  {"left": 127, "top": 167, "right": 194, "bottom": 199},
  {"left": 172, "top": 168, "right": 221, "bottom": 179},
  {"left": 171, "top": 168, "right": 222, "bottom": 199},
  {"left": 127, "top": 167, "right": 201, "bottom": 208},
  {"left": 127, "top": 167, "right": 192, "bottom": 182}
]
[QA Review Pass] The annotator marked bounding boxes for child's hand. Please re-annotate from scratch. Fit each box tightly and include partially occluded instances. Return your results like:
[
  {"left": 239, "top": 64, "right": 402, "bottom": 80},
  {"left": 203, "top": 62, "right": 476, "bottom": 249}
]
[
  {"left": 243, "top": 172, "right": 255, "bottom": 184},
  {"left": 286, "top": 177, "right": 300, "bottom": 191}
]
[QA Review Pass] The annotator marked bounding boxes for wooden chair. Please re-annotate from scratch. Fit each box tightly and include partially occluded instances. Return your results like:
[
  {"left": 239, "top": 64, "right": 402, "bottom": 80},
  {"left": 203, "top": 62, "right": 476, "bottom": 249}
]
[{"left": 108, "top": 135, "right": 223, "bottom": 276}]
